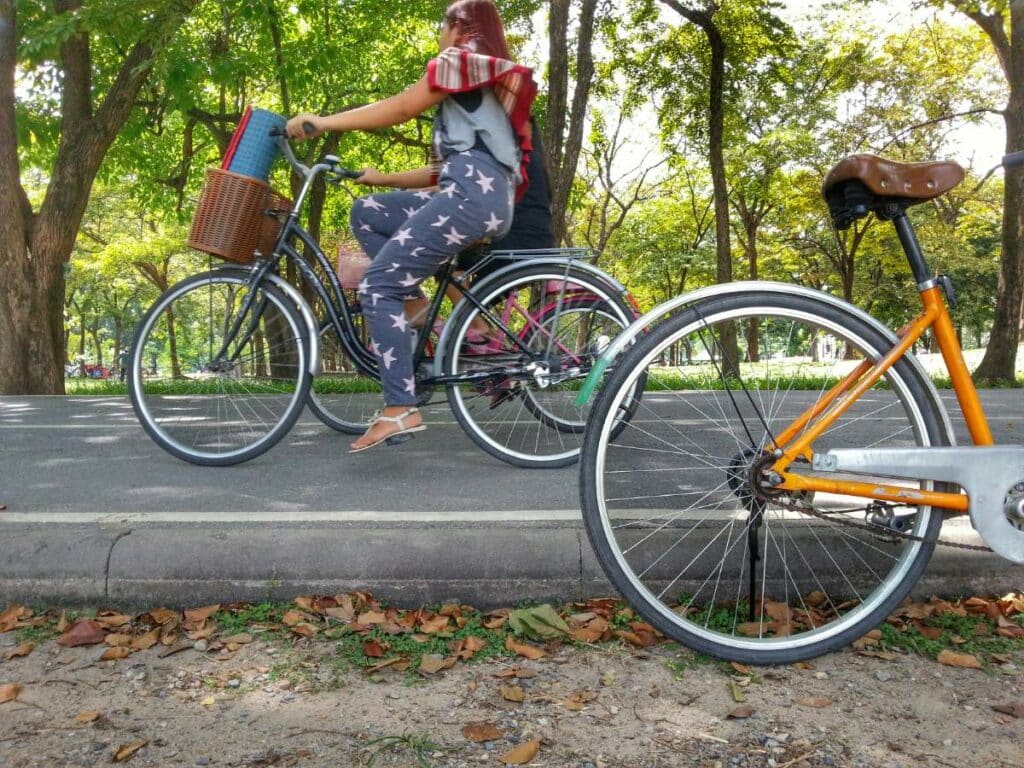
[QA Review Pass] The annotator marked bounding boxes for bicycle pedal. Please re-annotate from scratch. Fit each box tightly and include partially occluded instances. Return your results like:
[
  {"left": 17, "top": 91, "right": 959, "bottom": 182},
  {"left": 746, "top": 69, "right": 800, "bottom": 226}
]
[{"left": 385, "top": 433, "right": 415, "bottom": 446}]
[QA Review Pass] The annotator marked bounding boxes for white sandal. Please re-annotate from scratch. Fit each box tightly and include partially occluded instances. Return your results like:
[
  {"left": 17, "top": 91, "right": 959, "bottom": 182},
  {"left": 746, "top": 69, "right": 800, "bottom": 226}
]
[{"left": 348, "top": 407, "right": 426, "bottom": 453}]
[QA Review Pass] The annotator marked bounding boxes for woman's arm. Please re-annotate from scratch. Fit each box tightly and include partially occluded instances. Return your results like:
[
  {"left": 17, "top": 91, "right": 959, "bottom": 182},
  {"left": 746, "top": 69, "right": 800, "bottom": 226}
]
[
  {"left": 356, "top": 166, "right": 435, "bottom": 189},
  {"left": 287, "top": 75, "right": 444, "bottom": 138}
]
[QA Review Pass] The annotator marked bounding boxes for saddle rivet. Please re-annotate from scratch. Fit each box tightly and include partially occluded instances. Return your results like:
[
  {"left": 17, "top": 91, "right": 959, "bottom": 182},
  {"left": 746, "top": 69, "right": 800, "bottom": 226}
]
[
  {"left": 880, "top": 179, "right": 888, "bottom": 188},
  {"left": 904, "top": 181, "right": 912, "bottom": 190},
  {"left": 926, "top": 180, "right": 935, "bottom": 189}
]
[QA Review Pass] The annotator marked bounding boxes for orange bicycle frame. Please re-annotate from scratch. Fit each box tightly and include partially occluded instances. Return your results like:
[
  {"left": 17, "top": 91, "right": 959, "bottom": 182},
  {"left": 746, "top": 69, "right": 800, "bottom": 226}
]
[{"left": 768, "top": 285, "right": 993, "bottom": 514}]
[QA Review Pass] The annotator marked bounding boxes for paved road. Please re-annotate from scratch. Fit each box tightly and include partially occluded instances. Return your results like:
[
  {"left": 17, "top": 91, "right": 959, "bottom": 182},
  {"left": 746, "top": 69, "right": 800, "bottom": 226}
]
[
  {"left": 0, "top": 391, "right": 1020, "bottom": 517},
  {"left": 0, "top": 392, "right": 1020, "bottom": 609}
]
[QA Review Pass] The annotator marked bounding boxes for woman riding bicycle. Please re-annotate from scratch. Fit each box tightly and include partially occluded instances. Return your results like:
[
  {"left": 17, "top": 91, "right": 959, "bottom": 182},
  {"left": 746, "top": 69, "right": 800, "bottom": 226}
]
[{"left": 286, "top": 0, "right": 537, "bottom": 453}]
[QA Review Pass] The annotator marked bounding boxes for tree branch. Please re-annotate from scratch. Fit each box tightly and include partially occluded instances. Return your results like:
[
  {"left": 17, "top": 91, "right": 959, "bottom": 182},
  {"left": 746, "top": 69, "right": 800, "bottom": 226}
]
[{"left": 879, "top": 107, "right": 1004, "bottom": 151}]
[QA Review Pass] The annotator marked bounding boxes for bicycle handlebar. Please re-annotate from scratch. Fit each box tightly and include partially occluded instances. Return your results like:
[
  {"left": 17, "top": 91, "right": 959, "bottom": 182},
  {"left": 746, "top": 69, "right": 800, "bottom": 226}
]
[
  {"left": 1003, "top": 150, "right": 1024, "bottom": 170},
  {"left": 267, "top": 127, "right": 362, "bottom": 181}
]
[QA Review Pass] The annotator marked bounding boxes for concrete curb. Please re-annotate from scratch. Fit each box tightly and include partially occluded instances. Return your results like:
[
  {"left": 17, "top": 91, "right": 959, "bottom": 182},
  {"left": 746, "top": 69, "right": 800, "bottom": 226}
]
[{"left": 1, "top": 514, "right": 1020, "bottom": 610}]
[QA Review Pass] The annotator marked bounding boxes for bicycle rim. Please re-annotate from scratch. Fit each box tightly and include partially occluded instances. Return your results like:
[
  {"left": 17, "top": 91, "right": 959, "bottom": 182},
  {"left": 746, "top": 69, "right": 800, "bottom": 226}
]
[
  {"left": 580, "top": 292, "right": 948, "bottom": 663},
  {"left": 129, "top": 272, "right": 310, "bottom": 466}
]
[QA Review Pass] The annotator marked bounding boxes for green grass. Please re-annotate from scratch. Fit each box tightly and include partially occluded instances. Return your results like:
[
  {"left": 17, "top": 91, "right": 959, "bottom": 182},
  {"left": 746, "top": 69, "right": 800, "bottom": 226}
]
[
  {"left": 16, "top": 619, "right": 59, "bottom": 644},
  {"left": 214, "top": 602, "right": 284, "bottom": 637},
  {"left": 878, "top": 612, "right": 1023, "bottom": 662},
  {"left": 364, "top": 731, "right": 448, "bottom": 768}
]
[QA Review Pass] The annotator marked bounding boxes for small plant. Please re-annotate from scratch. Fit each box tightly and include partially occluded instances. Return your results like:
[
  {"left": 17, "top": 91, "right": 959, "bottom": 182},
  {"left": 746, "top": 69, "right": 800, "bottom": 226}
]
[{"left": 364, "top": 731, "right": 445, "bottom": 768}]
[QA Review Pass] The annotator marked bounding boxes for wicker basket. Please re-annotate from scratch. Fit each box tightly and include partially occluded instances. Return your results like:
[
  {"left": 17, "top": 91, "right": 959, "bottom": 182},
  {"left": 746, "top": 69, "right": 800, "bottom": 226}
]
[{"left": 187, "top": 168, "right": 291, "bottom": 264}]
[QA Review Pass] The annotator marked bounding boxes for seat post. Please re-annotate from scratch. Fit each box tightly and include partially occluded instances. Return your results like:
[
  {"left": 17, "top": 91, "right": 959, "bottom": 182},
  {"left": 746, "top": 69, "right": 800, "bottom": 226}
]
[{"left": 888, "top": 206, "right": 932, "bottom": 286}]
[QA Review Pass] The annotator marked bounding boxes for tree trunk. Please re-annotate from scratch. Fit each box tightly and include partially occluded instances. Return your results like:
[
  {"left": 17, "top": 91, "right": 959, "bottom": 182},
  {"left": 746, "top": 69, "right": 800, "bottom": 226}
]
[
  {"left": 544, "top": 0, "right": 598, "bottom": 246},
  {"left": 974, "top": 94, "right": 1024, "bottom": 382},
  {"left": 0, "top": 0, "right": 199, "bottom": 394},
  {"left": 662, "top": 1, "right": 738, "bottom": 374},
  {"left": 952, "top": 0, "right": 1024, "bottom": 383}
]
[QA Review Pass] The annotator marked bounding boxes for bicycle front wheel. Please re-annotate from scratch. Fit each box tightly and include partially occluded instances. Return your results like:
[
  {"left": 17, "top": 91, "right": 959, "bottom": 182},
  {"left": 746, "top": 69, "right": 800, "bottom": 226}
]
[
  {"left": 443, "top": 264, "right": 636, "bottom": 469},
  {"left": 129, "top": 270, "right": 311, "bottom": 466},
  {"left": 580, "top": 290, "right": 952, "bottom": 663}
]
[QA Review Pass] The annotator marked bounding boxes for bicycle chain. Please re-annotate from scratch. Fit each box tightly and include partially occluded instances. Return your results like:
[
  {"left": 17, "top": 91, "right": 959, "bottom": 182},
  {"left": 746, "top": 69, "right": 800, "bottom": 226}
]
[{"left": 772, "top": 495, "right": 993, "bottom": 552}]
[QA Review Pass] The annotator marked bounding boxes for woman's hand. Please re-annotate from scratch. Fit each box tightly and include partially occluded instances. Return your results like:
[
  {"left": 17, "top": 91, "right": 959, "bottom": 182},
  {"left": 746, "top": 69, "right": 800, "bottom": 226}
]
[
  {"left": 354, "top": 167, "right": 388, "bottom": 186},
  {"left": 285, "top": 114, "right": 324, "bottom": 141}
]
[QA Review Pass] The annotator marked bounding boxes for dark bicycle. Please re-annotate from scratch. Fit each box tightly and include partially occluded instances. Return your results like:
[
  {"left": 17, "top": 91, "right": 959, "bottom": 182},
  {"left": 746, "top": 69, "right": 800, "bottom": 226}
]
[{"left": 129, "top": 131, "right": 641, "bottom": 467}]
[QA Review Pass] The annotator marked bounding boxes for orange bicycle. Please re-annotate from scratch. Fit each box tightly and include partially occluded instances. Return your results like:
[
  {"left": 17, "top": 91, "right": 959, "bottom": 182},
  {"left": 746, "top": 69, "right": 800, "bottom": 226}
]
[{"left": 577, "top": 151, "right": 1024, "bottom": 663}]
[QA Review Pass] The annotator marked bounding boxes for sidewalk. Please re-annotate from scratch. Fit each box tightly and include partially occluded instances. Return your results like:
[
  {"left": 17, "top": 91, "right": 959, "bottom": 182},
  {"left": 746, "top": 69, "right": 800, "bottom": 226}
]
[{"left": 1, "top": 393, "right": 1021, "bottom": 609}]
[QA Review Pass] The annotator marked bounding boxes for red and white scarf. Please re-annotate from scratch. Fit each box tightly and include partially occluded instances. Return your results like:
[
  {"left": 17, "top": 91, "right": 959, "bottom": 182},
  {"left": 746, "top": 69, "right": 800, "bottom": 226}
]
[{"left": 427, "top": 46, "right": 538, "bottom": 200}]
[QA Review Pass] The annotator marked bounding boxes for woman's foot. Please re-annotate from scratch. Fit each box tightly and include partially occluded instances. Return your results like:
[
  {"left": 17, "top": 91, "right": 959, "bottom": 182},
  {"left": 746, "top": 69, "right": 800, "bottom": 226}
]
[{"left": 349, "top": 406, "right": 425, "bottom": 453}]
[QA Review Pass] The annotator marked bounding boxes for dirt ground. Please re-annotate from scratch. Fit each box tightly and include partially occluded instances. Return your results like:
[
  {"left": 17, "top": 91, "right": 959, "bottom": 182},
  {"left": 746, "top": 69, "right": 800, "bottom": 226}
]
[{"left": 1, "top": 631, "right": 1022, "bottom": 768}]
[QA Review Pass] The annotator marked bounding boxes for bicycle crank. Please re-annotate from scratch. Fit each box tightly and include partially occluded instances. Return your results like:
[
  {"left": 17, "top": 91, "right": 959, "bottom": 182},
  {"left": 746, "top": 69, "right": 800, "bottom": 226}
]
[{"left": 812, "top": 446, "right": 1024, "bottom": 563}]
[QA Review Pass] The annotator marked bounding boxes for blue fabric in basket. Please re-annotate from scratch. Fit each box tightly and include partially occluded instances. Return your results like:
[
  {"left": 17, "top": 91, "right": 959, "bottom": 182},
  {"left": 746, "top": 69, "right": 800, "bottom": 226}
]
[{"left": 227, "top": 109, "right": 286, "bottom": 180}]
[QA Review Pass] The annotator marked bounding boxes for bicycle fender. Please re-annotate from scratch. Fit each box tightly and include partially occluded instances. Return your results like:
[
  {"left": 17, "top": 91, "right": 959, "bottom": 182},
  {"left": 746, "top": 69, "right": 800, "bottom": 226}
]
[
  {"left": 572, "top": 281, "right": 956, "bottom": 447},
  {"left": 212, "top": 265, "right": 321, "bottom": 376}
]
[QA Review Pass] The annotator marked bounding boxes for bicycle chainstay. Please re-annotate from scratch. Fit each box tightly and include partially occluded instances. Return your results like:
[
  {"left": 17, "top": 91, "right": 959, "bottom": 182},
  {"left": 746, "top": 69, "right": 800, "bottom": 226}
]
[{"left": 773, "top": 496, "right": 993, "bottom": 552}]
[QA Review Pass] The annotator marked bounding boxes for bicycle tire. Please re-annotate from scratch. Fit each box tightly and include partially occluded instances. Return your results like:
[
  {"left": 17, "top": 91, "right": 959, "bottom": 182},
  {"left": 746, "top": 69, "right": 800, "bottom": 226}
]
[
  {"left": 129, "top": 270, "right": 311, "bottom": 466},
  {"left": 580, "top": 290, "right": 952, "bottom": 663},
  {"left": 443, "top": 263, "right": 636, "bottom": 469}
]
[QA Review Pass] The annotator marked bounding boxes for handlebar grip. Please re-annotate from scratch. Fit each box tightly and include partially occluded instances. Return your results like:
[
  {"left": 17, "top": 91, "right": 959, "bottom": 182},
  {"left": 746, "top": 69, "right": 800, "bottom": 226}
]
[
  {"left": 1003, "top": 150, "right": 1024, "bottom": 169},
  {"left": 337, "top": 168, "right": 364, "bottom": 180},
  {"left": 269, "top": 128, "right": 286, "bottom": 138},
  {"left": 302, "top": 121, "right": 316, "bottom": 137}
]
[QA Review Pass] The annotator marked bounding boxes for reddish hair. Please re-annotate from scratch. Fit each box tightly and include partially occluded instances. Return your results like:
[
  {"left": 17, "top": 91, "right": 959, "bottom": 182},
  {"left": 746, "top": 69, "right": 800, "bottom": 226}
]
[{"left": 444, "top": 0, "right": 511, "bottom": 60}]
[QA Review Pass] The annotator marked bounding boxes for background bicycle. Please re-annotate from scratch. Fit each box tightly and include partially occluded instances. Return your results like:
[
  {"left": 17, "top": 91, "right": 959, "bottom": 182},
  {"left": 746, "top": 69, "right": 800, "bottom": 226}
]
[
  {"left": 576, "top": 151, "right": 1024, "bottom": 664},
  {"left": 129, "top": 129, "right": 639, "bottom": 468}
]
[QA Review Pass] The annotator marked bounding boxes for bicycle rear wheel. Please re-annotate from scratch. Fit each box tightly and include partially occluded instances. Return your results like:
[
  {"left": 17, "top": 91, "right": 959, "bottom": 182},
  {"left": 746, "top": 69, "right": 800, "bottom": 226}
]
[
  {"left": 443, "top": 264, "right": 636, "bottom": 469},
  {"left": 129, "top": 270, "right": 311, "bottom": 466},
  {"left": 580, "top": 290, "right": 952, "bottom": 663}
]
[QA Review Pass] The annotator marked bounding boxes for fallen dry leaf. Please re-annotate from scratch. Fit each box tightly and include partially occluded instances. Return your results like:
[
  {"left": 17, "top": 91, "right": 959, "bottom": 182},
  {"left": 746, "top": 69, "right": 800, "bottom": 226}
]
[
  {"left": 4, "top": 641, "right": 34, "bottom": 660},
  {"left": 149, "top": 607, "right": 178, "bottom": 625},
  {"left": 795, "top": 696, "right": 831, "bottom": 708},
  {"left": 282, "top": 610, "right": 316, "bottom": 627},
  {"left": 991, "top": 701, "right": 1024, "bottom": 719},
  {"left": 57, "top": 619, "right": 106, "bottom": 647},
  {"left": 95, "top": 612, "right": 133, "bottom": 629},
  {"left": 221, "top": 633, "right": 253, "bottom": 645},
  {"left": 462, "top": 722, "right": 504, "bottom": 742},
  {"left": 505, "top": 635, "right": 545, "bottom": 660},
  {"left": 494, "top": 666, "right": 538, "bottom": 679},
  {"left": 76, "top": 710, "right": 102, "bottom": 723},
  {"left": 499, "top": 739, "right": 541, "bottom": 765},
  {"left": 563, "top": 690, "right": 598, "bottom": 711},
  {"left": 727, "top": 705, "right": 755, "bottom": 719},
  {"left": 200, "top": 695, "right": 216, "bottom": 707},
  {"left": 112, "top": 740, "right": 148, "bottom": 762},
  {"left": 366, "top": 657, "right": 410, "bottom": 674},
  {"left": 729, "top": 681, "right": 746, "bottom": 703},
  {"left": 937, "top": 649, "right": 983, "bottom": 670},
  {"left": 0, "top": 682, "right": 22, "bottom": 703},
  {"left": 356, "top": 610, "right": 386, "bottom": 625},
  {"left": 501, "top": 685, "right": 526, "bottom": 703},
  {"left": 183, "top": 604, "right": 220, "bottom": 624},
  {"left": 418, "top": 654, "right": 456, "bottom": 675},
  {"left": 131, "top": 628, "right": 161, "bottom": 651},
  {"left": 363, "top": 640, "right": 388, "bottom": 658},
  {"left": 289, "top": 624, "right": 317, "bottom": 638},
  {"left": 418, "top": 614, "right": 450, "bottom": 634},
  {"left": 730, "top": 662, "right": 752, "bottom": 675},
  {"left": 793, "top": 661, "right": 815, "bottom": 670},
  {"left": 100, "top": 646, "right": 133, "bottom": 661},
  {"left": 105, "top": 633, "right": 133, "bottom": 647}
]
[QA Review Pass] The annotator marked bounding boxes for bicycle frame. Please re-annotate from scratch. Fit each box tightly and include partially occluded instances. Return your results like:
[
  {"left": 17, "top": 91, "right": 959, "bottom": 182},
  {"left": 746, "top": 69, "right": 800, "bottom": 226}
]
[{"left": 768, "top": 282, "right": 987, "bottom": 513}]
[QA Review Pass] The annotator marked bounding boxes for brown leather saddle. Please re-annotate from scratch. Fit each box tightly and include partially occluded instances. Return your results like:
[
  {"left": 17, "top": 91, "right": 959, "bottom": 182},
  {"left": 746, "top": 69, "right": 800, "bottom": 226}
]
[{"left": 822, "top": 154, "right": 964, "bottom": 230}]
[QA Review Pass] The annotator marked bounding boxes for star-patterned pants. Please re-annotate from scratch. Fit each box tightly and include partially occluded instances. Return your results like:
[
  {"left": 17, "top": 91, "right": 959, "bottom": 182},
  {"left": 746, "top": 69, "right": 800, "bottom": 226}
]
[{"left": 351, "top": 149, "right": 514, "bottom": 406}]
